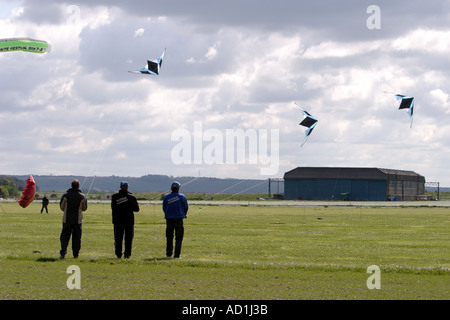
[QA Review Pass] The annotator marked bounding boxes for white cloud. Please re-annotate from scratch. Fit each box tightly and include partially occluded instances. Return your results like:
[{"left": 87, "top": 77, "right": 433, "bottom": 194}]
[
  {"left": 134, "top": 28, "right": 144, "bottom": 37},
  {"left": 205, "top": 41, "right": 220, "bottom": 60},
  {"left": 391, "top": 28, "right": 450, "bottom": 54},
  {"left": 84, "top": 6, "right": 116, "bottom": 30},
  {"left": 430, "top": 89, "right": 450, "bottom": 114}
]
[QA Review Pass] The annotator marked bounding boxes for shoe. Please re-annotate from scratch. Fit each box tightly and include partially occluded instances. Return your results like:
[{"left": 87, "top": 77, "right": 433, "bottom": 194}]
[{"left": 59, "top": 254, "right": 65, "bottom": 259}]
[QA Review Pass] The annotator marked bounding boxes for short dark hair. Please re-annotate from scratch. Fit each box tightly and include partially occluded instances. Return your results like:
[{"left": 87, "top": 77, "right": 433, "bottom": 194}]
[{"left": 71, "top": 179, "right": 80, "bottom": 189}]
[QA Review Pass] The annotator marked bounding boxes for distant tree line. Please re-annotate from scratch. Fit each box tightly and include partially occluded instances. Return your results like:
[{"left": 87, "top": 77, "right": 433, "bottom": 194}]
[{"left": 0, "top": 176, "right": 26, "bottom": 198}]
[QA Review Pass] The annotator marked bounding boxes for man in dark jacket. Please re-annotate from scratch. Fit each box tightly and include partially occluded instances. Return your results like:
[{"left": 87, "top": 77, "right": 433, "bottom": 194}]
[
  {"left": 41, "top": 195, "right": 49, "bottom": 214},
  {"left": 111, "top": 181, "right": 140, "bottom": 259},
  {"left": 59, "top": 179, "right": 87, "bottom": 259},
  {"left": 162, "top": 181, "right": 188, "bottom": 258}
]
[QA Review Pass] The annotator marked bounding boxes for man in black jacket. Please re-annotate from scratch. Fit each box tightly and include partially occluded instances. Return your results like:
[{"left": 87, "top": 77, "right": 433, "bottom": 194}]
[
  {"left": 111, "top": 181, "right": 140, "bottom": 259},
  {"left": 59, "top": 179, "right": 87, "bottom": 259},
  {"left": 41, "top": 195, "right": 49, "bottom": 214}
]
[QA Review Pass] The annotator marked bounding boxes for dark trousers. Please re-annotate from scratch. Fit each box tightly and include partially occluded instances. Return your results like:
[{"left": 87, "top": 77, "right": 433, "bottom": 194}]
[
  {"left": 166, "top": 218, "right": 184, "bottom": 258},
  {"left": 114, "top": 223, "right": 134, "bottom": 258},
  {"left": 60, "top": 223, "right": 82, "bottom": 257}
]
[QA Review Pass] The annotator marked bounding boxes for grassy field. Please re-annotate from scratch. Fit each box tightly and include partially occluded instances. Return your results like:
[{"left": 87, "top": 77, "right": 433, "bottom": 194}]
[{"left": 0, "top": 201, "right": 448, "bottom": 300}]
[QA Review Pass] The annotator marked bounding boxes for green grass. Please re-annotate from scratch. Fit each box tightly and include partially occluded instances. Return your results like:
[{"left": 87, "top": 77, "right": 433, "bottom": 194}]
[{"left": 0, "top": 202, "right": 448, "bottom": 300}]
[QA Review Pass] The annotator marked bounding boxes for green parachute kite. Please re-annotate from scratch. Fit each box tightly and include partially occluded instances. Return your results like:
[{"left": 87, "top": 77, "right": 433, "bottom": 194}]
[{"left": 0, "top": 37, "right": 51, "bottom": 54}]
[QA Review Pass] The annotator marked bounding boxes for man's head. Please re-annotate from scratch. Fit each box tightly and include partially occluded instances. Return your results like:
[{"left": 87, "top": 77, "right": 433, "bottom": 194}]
[
  {"left": 171, "top": 181, "right": 181, "bottom": 192},
  {"left": 120, "top": 181, "right": 129, "bottom": 191},
  {"left": 71, "top": 179, "right": 80, "bottom": 189}
]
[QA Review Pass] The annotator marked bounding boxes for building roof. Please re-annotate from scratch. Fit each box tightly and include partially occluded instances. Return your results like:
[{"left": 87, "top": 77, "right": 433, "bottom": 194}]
[{"left": 283, "top": 167, "right": 425, "bottom": 182}]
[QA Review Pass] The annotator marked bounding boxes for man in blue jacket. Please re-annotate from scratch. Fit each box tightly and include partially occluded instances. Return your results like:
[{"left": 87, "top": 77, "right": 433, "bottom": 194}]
[{"left": 162, "top": 181, "right": 188, "bottom": 258}]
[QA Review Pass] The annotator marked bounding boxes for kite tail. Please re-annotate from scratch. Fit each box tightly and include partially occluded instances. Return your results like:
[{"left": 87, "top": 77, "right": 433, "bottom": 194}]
[{"left": 301, "top": 136, "right": 309, "bottom": 147}]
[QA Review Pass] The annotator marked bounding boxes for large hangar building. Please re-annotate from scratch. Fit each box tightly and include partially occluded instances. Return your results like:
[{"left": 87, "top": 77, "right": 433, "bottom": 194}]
[{"left": 283, "top": 167, "right": 425, "bottom": 201}]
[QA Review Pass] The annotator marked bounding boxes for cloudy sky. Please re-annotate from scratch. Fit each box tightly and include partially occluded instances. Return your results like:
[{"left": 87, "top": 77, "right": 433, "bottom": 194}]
[{"left": 1, "top": 0, "right": 449, "bottom": 186}]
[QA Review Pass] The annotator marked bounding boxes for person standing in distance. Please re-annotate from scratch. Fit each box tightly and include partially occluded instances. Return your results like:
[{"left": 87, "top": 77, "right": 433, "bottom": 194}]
[
  {"left": 162, "top": 181, "right": 188, "bottom": 258},
  {"left": 59, "top": 179, "right": 87, "bottom": 259},
  {"left": 111, "top": 181, "right": 140, "bottom": 259},
  {"left": 41, "top": 194, "right": 49, "bottom": 214}
]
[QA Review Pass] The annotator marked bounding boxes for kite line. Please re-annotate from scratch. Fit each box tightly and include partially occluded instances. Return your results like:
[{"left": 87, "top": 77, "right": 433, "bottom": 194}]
[
  {"left": 80, "top": 93, "right": 139, "bottom": 196},
  {"left": 215, "top": 179, "right": 269, "bottom": 201},
  {"left": 81, "top": 48, "right": 167, "bottom": 196},
  {"left": 146, "top": 177, "right": 269, "bottom": 202}
]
